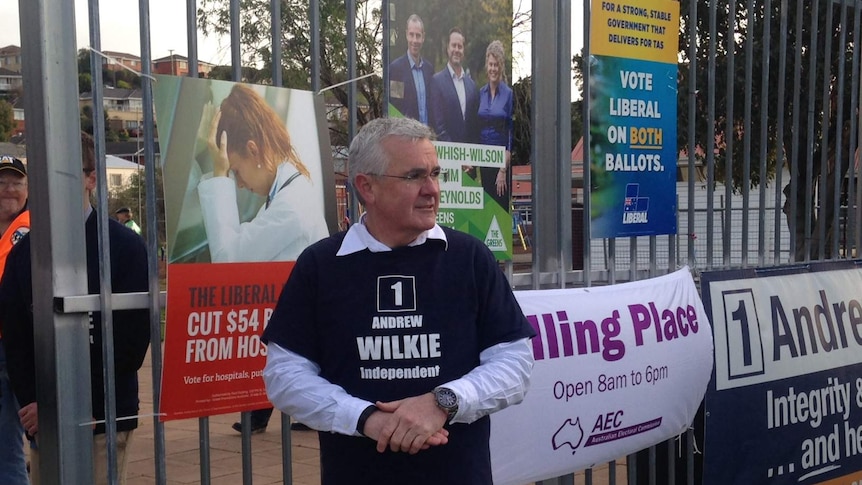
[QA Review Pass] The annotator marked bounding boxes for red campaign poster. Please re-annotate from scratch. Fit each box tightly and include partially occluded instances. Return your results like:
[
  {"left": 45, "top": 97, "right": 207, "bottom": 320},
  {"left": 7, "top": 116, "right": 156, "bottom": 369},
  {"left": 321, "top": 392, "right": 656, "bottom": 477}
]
[
  {"left": 153, "top": 77, "right": 337, "bottom": 421},
  {"left": 160, "top": 262, "right": 293, "bottom": 421}
]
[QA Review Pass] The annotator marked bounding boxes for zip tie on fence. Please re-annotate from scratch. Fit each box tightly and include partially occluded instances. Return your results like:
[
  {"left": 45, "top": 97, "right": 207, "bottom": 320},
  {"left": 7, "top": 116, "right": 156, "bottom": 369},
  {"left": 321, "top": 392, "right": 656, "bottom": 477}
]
[
  {"left": 86, "top": 46, "right": 158, "bottom": 83},
  {"left": 79, "top": 413, "right": 167, "bottom": 427},
  {"left": 317, "top": 69, "right": 381, "bottom": 95}
]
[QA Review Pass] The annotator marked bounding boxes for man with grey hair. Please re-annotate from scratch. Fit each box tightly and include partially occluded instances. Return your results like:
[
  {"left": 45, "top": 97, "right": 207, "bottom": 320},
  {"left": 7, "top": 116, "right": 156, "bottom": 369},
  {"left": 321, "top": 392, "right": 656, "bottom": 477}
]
[{"left": 262, "top": 116, "right": 535, "bottom": 484}]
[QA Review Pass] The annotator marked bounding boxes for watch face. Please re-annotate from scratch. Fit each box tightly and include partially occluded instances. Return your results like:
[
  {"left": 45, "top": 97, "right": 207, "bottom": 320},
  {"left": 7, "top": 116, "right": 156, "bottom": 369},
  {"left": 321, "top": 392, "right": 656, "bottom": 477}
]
[{"left": 436, "top": 388, "right": 457, "bottom": 408}]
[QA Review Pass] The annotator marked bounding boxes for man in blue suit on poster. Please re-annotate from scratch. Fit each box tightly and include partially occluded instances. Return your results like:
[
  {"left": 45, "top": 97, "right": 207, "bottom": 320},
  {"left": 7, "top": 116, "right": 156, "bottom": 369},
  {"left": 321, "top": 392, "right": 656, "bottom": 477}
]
[
  {"left": 388, "top": 14, "right": 434, "bottom": 124},
  {"left": 430, "top": 28, "right": 479, "bottom": 143}
]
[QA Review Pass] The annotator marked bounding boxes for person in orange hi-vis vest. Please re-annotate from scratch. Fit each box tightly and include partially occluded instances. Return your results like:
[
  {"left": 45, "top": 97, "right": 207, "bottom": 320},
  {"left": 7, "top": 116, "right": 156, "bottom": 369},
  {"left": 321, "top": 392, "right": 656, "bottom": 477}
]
[{"left": 0, "top": 154, "right": 30, "bottom": 484}]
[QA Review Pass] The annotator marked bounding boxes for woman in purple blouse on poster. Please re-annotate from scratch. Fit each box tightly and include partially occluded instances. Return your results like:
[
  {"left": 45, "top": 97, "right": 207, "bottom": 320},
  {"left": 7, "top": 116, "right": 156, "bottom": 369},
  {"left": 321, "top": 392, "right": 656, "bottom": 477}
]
[{"left": 477, "top": 40, "right": 514, "bottom": 210}]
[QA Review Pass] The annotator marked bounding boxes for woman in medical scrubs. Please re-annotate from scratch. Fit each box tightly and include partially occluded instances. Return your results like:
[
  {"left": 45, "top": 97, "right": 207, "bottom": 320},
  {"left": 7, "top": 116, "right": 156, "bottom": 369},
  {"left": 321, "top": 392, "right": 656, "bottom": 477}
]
[{"left": 197, "top": 84, "right": 329, "bottom": 262}]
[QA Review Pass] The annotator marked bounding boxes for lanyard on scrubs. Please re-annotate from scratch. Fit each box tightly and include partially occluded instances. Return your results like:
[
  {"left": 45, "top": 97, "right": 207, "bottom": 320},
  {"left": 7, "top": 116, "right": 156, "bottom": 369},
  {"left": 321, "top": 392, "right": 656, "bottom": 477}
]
[{"left": 265, "top": 171, "right": 302, "bottom": 209}]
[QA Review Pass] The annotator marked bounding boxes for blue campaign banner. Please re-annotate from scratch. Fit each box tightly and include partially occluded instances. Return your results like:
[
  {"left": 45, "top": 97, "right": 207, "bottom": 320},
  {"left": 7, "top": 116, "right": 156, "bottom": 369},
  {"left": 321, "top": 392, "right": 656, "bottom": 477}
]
[
  {"left": 701, "top": 262, "right": 862, "bottom": 485},
  {"left": 589, "top": 55, "right": 678, "bottom": 238}
]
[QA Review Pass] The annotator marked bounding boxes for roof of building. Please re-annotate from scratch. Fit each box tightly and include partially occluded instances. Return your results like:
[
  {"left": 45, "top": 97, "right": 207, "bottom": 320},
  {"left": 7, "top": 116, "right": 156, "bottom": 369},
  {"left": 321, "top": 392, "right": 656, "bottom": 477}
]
[
  {"left": 106, "top": 154, "right": 141, "bottom": 170},
  {"left": 80, "top": 87, "right": 142, "bottom": 100},
  {"left": 102, "top": 51, "right": 141, "bottom": 61},
  {"left": 0, "top": 45, "right": 21, "bottom": 55}
]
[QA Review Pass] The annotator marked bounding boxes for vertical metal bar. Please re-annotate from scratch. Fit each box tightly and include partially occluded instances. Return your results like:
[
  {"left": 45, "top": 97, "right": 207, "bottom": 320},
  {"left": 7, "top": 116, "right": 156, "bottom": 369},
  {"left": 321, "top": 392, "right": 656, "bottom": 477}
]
[
  {"left": 558, "top": 0, "right": 572, "bottom": 287},
  {"left": 311, "top": 0, "right": 321, "bottom": 93},
  {"left": 582, "top": 0, "right": 592, "bottom": 287},
  {"left": 805, "top": 0, "right": 820, "bottom": 262},
  {"left": 347, "top": 0, "right": 357, "bottom": 140},
  {"left": 187, "top": 0, "right": 199, "bottom": 77},
  {"left": 282, "top": 414, "right": 293, "bottom": 485},
  {"left": 18, "top": 0, "right": 94, "bottom": 481},
  {"left": 197, "top": 418, "right": 210, "bottom": 485},
  {"left": 742, "top": 0, "right": 754, "bottom": 267},
  {"left": 686, "top": 427, "right": 695, "bottom": 484},
  {"left": 381, "top": 0, "right": 389, "bottom": 115},
  {"left": 706, "top": 0, "right": 717, "bottom": 270},
  {"left": 835, "top": 2, "right": 848, "bottom": 259},
  {"left": 851, "top": 3, "right": 862, "bottom": 255},
  {"left": 724, "top": 0, "right": 736, "bottom": 267},
  {"left": 790, "top": 0, "right": 804, "bottom": 261},
  {"left": 758, "top": 0, "right": 772, "bottom": 266},
  {"left": 230, "top": 0, "right": 242, "bottom": 81},
  {"left": 667, "top": 437, "right": 676, "bottom": 485},
  {"left": 687, "top": 0, "right": 697, "bottom": 268},
  {"left": 630, "top": 239, "right": 637, "bottom": 281},
  {"left": 86, "top": 0, "right": 120, "bottom": 482},
  {"left": 271, "top": 0, "right": 282, "bottom": 86},
  {"left": 775, "top": 0, "right": 789, "bottom": 262},
  {"left": 649, "top": 445, "right": 656, "bottom": 485},
  {"left": 532, "top": 0, "right": 566, "bottom": 283},
  {"left": 818, "top": 1, "right": 833, "bottom": 260},
  {"left": 240, "top": 410, "right": 252, "bottom": 485},
  {"left": 182, "top": 2, "right": 209, "bottom": 480},
  {"left": 142, "top": 2, "right": 167, "bottom": 483},
  {"left": 608, "top": 239, "right": 616, "bottom": 284}
]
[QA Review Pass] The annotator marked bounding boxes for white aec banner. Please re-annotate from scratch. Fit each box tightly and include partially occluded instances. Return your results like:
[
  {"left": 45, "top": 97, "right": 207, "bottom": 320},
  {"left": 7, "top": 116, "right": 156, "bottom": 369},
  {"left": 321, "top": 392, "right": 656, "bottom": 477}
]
[{"left": 490, "top": 267, "right": 714, "bottom": 485}]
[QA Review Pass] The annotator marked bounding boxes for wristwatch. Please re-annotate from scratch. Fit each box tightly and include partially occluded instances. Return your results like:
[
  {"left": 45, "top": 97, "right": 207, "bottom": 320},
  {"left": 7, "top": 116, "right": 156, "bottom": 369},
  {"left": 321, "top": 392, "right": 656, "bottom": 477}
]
[{"left": 433, "top": 386, "right": 459, "bottom": 421}]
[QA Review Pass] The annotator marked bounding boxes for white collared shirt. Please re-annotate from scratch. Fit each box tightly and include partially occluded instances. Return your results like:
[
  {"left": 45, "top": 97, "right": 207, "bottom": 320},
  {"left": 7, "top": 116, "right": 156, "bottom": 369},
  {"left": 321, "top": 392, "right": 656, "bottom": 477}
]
[{"left": 447, "top": 63, "right": 467, "bottom": 119}]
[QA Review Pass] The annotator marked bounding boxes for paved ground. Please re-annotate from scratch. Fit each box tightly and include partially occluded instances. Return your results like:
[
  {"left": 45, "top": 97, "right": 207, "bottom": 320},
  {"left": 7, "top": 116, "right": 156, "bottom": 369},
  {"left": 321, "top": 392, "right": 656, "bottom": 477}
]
[
  {"left": 126, "top": 347, "right": 321, "bottom": 485},
  {"left": 123, "top": 347, "right": 627, "bottom": 484}
]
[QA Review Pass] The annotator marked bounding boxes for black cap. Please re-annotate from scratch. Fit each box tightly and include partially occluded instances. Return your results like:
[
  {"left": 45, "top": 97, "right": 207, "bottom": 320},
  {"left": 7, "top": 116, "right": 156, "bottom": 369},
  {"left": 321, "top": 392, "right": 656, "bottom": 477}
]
[
  {"left": 115, "top": 207, "right": 131, "bottom": 215},
  {"left": 0, "top": 156, "right": 26, "bottom": 177}
]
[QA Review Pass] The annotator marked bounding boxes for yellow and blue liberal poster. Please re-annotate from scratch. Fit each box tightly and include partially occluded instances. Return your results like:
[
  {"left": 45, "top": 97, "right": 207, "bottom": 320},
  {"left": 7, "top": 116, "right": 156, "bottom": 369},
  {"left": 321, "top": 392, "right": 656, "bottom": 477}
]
[{"left": 589, "top": 0, "right": 680, "bottom": 238}]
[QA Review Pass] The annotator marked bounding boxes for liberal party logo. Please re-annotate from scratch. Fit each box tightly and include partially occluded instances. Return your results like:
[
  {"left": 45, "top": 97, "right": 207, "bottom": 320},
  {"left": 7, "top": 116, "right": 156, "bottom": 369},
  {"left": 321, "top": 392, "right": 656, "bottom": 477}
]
[{"left": 622, "top": 183, "right": 649, "bottom": 224}]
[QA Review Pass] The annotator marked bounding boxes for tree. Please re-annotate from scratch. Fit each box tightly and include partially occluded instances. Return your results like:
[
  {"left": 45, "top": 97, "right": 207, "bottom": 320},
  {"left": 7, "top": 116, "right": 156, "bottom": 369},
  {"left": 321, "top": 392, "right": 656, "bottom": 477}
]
[
  {"left": 675, "top": 0, "right": 853, "bottom": 261},
  {"left": 0, "top": 100, "right": 13, "bottom": 142}
]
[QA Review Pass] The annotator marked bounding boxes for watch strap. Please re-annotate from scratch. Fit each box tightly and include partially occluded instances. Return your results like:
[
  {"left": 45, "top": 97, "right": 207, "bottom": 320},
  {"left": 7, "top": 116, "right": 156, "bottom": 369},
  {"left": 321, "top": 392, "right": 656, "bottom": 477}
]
[{"left": 356, "top": 404, "right": 377, "bottom": 436}]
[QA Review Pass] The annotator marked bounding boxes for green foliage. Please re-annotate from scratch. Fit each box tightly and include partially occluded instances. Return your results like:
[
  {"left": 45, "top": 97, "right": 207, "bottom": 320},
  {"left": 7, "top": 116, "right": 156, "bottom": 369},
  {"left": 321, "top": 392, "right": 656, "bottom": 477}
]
[
  {"left": 511, "top": 76, "right": 531, "bottom": 166},
  {"left": 0, "top": 100, "right": 13, "bottom": 142},
  {"left": 78, "top": 73, "right": 93, "bottom": 94}
]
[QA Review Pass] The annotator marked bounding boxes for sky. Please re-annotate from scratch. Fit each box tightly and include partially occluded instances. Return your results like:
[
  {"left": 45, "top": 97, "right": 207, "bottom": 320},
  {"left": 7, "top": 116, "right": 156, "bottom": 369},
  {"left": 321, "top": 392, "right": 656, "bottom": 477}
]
[{"left": 1, "top": 0, "right": 583, "bottom": 92}]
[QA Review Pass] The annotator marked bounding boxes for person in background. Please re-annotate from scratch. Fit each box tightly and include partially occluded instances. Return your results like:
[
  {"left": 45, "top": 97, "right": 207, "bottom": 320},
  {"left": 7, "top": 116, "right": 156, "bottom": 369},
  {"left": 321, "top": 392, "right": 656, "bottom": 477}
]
[
  {"left": 476, "top": 40, "right": 514, "bottom": 210},
  {"left": 261, "top": 117, "right": 535, "bottom": 484},
  {"left": 388, "top": 14, "right": 435, "bottom": 124},
  {"left": 114, "top": 207, "right": 141, "bottom": 235},
  {"left": 429, "top": 27, "right": 479, "bottom": 143},
  {"left": 0, "top": 155, "right": 30, "bottom": 484},
  {"left": 0, "top": 133, "right": 150, "bottom": 485}
]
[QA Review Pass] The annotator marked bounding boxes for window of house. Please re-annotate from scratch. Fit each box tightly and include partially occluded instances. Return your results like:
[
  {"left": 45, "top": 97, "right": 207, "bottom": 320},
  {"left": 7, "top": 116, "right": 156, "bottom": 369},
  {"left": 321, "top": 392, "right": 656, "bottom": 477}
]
[{"left": 110, "top": 173, "right": 123, "bottom": 187}]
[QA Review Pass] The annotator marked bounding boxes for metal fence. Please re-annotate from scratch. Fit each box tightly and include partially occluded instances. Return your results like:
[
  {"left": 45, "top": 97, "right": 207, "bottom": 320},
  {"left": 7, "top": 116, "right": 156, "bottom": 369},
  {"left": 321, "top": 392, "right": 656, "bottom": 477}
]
[{"left": 14, "top": 0, "right": 862, "bottom": 483}]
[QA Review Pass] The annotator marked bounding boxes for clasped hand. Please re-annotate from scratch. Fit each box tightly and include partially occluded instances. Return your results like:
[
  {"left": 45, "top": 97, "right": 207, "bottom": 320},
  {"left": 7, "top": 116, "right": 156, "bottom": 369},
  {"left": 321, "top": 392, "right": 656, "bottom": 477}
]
[{"left": 362, "top": 392, "right": 449, "bottom": 455}]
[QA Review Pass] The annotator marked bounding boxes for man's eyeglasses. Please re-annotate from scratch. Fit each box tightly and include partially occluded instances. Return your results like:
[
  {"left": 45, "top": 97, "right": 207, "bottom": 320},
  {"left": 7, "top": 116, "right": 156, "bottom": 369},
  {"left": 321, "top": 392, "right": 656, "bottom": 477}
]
[
  {"left": 0, "top": 180, "right": 26, "bottom": 190},
  {"left": 371, "top": 167, "right": 443, "bottom": 185}
]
